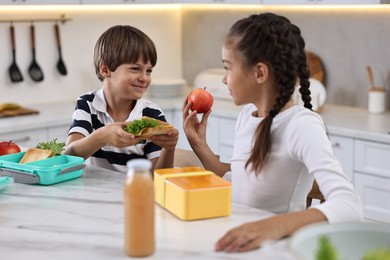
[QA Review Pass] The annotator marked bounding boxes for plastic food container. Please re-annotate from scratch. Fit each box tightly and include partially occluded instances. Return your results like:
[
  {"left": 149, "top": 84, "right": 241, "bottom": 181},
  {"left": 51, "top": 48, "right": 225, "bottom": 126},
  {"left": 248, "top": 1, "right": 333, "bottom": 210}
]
[
  {"left": 154, "top": 167, "right": 232, "bottom": 220},
  {"left": 0, "top": 152, "right": 85, "bottom": 185}
]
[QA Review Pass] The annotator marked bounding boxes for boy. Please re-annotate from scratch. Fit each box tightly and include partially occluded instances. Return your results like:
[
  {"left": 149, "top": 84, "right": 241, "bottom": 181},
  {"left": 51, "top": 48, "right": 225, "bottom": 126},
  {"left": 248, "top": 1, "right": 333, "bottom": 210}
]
[{"left": 64, "top": 25, "right": 178, "bottom": 173}]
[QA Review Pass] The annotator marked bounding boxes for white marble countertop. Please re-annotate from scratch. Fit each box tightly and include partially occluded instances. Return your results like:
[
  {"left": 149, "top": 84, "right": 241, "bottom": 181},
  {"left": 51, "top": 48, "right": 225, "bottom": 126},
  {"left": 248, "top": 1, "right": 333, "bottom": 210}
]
[
  {"left": 0, "top": 165, "right": 297, "bottom": 260},
  {"left": 1, "top": 98, "right": 390, "bottom": 144}
]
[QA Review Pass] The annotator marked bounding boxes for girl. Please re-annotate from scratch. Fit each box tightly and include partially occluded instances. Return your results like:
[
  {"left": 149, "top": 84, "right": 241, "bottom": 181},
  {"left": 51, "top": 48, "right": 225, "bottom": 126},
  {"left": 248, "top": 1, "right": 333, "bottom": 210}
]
[{"left": 182, "top": 13, "right": 362, "bottom": 253}]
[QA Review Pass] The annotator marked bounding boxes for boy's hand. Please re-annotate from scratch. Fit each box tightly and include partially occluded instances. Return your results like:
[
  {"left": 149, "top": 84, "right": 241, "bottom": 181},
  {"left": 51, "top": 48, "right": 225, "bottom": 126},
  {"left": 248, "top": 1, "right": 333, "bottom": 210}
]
[
  {"left": 102, "top": 122, "right": 141, "bottom": 148},
  {"left": 149, "top": 128, "right": 179, "bottom": 151}
]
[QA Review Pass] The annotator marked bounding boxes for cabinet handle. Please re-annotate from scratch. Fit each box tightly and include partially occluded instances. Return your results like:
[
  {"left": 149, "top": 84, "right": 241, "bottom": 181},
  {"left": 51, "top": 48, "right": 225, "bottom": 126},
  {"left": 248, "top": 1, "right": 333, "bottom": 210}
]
[
  {"left": 331, "top": 141, "right": 340, "bottom": 147},
  {"left": 11, "top": 136, "right": 31, "bottom": 143}
]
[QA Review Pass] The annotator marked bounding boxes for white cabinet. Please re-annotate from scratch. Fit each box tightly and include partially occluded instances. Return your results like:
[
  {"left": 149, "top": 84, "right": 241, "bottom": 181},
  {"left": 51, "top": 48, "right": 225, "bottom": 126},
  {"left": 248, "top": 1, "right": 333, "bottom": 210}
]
[
  {"left": 262, "top": 0, "right": 381, "bottom": 4},
  {"left": 179, "top": 0, "right": 260, "bottom": 3},
  {"left": 355, "top": 173, "right": 390, "bottom": 224},
  {"left": 354, "top": 139, "right": 390, "bottom": 224},
  {"left": 0, "top": 124, "right": 69, "bottom": 148},
  {"left": 47, "top": 125, "right": 69, "bottom": 143},
  {"left": 81, "top": 0, "right": 174, "bottom": 3},
  {"left": 0, "top": 129, "right": 47, "bottom": 148},
  {"left": 168, "top": 108, "right": 235, "bottom": 163},
  {"left": 329, "top": 134, "right": 354, "bottom": 181}
]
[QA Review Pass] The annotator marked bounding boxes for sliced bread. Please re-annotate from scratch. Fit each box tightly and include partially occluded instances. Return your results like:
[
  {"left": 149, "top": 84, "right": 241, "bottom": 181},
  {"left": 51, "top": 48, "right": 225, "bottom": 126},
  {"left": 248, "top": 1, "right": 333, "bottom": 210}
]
[{"left": 19, "top": 148, "right": 53, "bottom": 164}]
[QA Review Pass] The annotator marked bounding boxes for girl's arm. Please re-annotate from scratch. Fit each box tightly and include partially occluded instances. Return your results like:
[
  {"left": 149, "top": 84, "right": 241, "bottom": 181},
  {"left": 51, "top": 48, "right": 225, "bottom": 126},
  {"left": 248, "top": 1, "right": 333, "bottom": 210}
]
[
  {"left": 182, "top": 100, "right": 230, "bottom": 177},
  {"left": 215, "top": 208, "right": 326, "bottom": 253}
]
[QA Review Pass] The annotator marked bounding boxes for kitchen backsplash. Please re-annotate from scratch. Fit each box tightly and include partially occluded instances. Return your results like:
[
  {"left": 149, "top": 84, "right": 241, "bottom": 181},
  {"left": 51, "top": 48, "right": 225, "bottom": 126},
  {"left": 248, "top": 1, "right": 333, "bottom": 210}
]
[
  {"left": 0, "top": 5, "right": 389, "bottom": 110},
  {"left": 182, "top": 6, "right": 390, "bottom": 110},
  {"left": 0, "top": 6, "right": 183, "bottom": 105}
]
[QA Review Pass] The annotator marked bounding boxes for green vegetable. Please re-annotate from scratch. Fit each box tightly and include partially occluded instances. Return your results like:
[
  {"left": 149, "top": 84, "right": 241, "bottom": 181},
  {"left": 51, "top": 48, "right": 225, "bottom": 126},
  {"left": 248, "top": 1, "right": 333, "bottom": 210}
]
[
  {"left": 316, "top": 235, "right": 339, "bottom": 260},
  {"left": 36, "top": 138, "right": 66, "bottom": 156},
  {"left": 363, "top": 248, "right": 390, "bottom": 260},
  {"left": 123, "top": 118, "right": 159, "bottom": 135}
]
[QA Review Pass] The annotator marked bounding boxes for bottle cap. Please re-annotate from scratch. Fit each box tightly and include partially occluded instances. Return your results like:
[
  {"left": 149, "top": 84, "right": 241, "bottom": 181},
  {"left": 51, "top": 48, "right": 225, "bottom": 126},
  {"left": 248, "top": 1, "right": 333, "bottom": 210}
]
[{"left": 126, "top": 159, "right": 152, "bottom": 172}]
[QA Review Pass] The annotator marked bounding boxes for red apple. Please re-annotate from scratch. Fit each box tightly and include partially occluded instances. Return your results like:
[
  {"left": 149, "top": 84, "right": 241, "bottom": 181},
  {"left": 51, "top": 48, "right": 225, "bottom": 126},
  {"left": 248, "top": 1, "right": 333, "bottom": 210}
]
[
  {"left": 0, "top": 140, "right": 21, "bottom": 156},
  {"left": 187, "top": 87, "right": 214, "bottom": 114}
]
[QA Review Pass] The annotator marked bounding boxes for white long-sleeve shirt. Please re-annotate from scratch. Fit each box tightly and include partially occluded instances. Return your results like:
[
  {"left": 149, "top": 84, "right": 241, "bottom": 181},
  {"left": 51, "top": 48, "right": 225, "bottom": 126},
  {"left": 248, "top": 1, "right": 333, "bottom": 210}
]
[{"left": 231, "top": 104, "right": 363, "bottom": 223}]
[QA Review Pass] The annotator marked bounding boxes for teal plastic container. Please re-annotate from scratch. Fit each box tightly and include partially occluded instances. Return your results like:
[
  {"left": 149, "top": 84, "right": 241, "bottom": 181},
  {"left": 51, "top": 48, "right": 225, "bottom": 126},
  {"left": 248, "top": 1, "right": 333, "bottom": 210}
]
[{"left": 0, "top": 152, "right": 85, "bottom": 185}]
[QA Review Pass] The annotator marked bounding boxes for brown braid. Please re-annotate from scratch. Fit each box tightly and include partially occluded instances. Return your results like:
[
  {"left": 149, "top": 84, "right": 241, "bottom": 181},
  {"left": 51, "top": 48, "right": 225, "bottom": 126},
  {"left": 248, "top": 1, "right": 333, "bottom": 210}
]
[{"left": 225, "top": 13, "right": 311, "bottom": 174}]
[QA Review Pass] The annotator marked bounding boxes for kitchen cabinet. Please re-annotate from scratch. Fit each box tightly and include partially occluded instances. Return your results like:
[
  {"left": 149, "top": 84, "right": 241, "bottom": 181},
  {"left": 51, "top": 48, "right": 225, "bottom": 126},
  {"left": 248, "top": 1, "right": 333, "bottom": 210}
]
[
  {"left": 166, "top": 108, "right": 234, "bottom": 163},
  {"left": 354, "top": 139, "right": 390, "bottom": 224},
  {"left": 81, "top": 0, "right": 174, "bottom": 3},
  {"left": 261, "top": 0, "right": 381, "bottom": 4},
  {"left": 179, "top": 0, "right": 260, "bottom": 4},
  {"left": 0, "top": 124, "right": 69, "bottom": 148},
  {"left": 329, "top": 134, "right": 354, "bottom": 181},
  {"left": 2, "top": 0, "right": 81, "bottom": 4}
]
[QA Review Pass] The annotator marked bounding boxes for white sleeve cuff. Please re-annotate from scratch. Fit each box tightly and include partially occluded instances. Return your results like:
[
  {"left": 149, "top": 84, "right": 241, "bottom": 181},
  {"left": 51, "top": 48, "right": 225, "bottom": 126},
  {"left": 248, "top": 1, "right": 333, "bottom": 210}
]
[{"left": 222, "top": 171, "right": 232, "bottom": 182}]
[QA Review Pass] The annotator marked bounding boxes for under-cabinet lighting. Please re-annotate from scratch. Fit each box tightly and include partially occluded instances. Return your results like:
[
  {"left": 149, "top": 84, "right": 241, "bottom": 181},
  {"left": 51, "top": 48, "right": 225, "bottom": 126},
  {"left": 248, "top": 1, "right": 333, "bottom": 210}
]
[{"left": 0, "top": 3, "right": 389, "bottom": 13}]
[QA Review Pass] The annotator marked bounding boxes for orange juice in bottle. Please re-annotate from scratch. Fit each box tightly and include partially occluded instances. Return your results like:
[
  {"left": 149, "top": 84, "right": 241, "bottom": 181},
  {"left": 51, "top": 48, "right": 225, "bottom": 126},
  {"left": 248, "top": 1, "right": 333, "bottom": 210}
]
[{"left": 124, "top": 159, "right": 155, "bottom": 257}]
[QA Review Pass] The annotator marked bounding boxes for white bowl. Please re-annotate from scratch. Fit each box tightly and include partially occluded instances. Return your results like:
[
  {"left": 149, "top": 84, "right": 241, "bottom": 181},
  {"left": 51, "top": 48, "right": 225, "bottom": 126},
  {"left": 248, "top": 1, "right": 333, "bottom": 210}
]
[
  {"left": 148, "top": 79, "right": 186, "bottom": 98},
  {"left": 289, "top": 222, "right": 390, "bottom": 260}
]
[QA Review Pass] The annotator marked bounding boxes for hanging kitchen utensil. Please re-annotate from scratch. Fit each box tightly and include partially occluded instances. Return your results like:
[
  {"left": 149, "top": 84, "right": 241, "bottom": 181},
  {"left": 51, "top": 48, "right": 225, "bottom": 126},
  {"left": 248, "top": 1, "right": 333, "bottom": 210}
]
[
  {"left": 8, "top": 24, "right": 23, "bottom": 83},
  {"left": 54, "top": 23, "right": 67, "bottom": 76},
  {"left": 28, "top": 23, "right": 44, "bottom": 82}
]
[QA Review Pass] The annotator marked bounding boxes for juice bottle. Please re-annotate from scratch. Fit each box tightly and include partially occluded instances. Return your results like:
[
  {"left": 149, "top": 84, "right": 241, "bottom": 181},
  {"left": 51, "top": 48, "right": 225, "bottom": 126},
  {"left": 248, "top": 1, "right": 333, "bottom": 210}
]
[{"left": 124, "top": 159, "right": 155, "bottom": 257}]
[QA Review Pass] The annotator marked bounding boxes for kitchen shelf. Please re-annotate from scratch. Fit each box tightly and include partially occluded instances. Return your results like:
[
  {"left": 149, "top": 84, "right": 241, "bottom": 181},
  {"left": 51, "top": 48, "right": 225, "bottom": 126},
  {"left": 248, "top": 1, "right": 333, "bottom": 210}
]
[{"left": 0, "top": 14, "right": 71, "bottom": 24}]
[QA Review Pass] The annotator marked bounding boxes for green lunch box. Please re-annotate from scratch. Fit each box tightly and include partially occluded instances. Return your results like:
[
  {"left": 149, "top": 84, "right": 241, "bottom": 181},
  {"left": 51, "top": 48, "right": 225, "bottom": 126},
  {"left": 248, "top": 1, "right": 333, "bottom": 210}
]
[{"left": 0, "top": 152, "right": 85, "bottom": 185}]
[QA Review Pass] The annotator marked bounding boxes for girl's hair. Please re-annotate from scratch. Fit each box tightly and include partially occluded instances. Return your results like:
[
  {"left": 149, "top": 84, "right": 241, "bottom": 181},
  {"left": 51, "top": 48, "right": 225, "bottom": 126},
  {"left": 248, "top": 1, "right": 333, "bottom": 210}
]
[
  {"left": 93, "top": 25, "right": 157, "bottom": 81},
  {"left": 225, "top": 13, "right": 312, "bottom": 174}
]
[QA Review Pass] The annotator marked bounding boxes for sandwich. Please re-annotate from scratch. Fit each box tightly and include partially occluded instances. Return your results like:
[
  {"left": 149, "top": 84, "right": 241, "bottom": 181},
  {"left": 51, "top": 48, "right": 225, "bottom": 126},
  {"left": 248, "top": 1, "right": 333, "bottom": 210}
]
[
  {"left": 19, "top": 139, "right": 66, "bottom": 164},
  {"left": 19, "top": 148, "right": 54, "bottom": 164},
  {"left": 123, "top": 116, "right": 174, "bottom": 140}
]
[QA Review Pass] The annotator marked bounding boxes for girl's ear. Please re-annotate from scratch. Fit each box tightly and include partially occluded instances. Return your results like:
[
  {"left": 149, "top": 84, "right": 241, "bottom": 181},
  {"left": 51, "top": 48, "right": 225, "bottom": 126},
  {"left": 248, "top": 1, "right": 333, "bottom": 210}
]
[
  {"left": 100, "top": 64, "right": 110, "bottom": 78},
  {"left": 254, "top": 62, "right": 269, "bottom": 84}
]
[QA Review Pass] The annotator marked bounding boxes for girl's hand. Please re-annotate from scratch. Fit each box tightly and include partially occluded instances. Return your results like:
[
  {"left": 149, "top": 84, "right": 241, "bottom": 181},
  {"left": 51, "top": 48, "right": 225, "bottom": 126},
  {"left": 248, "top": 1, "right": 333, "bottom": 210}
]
[
  {"left": 215, "top": 217, "right": 285, "bottom": 253},
  {"left": 182, "top": 98, "right": 211, "bottom": 145},
  {"left": 150, "top": 128, "right": 179, "bottom": 151}
]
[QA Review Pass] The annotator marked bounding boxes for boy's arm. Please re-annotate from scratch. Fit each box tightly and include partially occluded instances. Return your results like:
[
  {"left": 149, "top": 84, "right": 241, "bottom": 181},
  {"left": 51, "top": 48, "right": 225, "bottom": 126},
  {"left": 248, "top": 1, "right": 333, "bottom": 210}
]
[{"left": 64, "top": 122, "right": 141, "bottom": 160}]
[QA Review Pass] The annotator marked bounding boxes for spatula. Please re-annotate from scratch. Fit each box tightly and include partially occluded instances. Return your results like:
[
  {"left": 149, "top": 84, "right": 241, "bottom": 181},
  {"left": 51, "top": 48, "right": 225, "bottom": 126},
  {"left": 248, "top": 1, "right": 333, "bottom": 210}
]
[
  {"left": 54, "top": 24, "right": 67, "bottom": 76},
  {"left": 8, "top": 24, "right": 23, "bottom": 83},
  {"left": 28, "top": 24, "right": 44, "bottom": 82}
]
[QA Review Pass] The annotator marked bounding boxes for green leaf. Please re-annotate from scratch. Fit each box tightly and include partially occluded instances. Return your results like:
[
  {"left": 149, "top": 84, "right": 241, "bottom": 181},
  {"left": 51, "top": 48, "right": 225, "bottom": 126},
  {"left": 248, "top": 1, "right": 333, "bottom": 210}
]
[
  {"left": 316, "top": 235, "right": 339, "bottom": 260},
  {"left": 123, "top": 118, "right": 159, "bottom": 135},
  {"left": 363, "top": 248, "right": 390, "bottom": 260},
  {"left": 36, "top": 138, "right": 66, "bottom": 156}
]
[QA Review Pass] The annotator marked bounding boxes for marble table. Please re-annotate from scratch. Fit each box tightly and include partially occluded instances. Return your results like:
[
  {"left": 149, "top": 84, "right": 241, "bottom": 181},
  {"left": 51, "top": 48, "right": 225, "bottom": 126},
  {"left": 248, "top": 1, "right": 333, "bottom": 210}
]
[{"left": 0, "top": 165, "right": 297, "bottom": 260}]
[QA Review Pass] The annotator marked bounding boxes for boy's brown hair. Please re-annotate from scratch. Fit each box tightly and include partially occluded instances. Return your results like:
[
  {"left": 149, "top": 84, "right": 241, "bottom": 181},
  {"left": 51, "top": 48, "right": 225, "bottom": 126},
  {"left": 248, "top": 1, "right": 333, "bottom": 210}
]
[{"left": 94, "top": 25, "right": 157, "bottom": 81}]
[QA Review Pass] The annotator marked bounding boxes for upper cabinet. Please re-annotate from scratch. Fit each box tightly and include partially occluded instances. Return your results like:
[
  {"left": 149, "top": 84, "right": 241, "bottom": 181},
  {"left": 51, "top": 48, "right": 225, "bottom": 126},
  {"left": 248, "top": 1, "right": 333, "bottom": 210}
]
[
  {"left": 178, "top": 0, "right": 260, "bottom": 3},
  {"left": 81, "top": 0, "right": 174, "bottom": 3},
  {"left": 1, "top": 0, "right": 386, "bottom": 4},
  {"left": 3, "top": 0, "right": 81, "bottom": 4},
  {"left": 262, "top": 0, "right": 382, "bottom": 4},
  {"left": 81, "top": 0, "right": 260, "bottom": 3}
]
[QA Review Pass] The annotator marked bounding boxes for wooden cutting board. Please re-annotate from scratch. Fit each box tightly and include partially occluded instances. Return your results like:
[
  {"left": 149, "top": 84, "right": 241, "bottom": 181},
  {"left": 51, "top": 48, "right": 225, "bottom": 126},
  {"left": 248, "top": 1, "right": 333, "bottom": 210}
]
[
  {"left": 0, "top": 107, "right": 39, "bottom": 118},
  {"left": 306, "top": 51, "right": 325, "bottom": 86}
]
